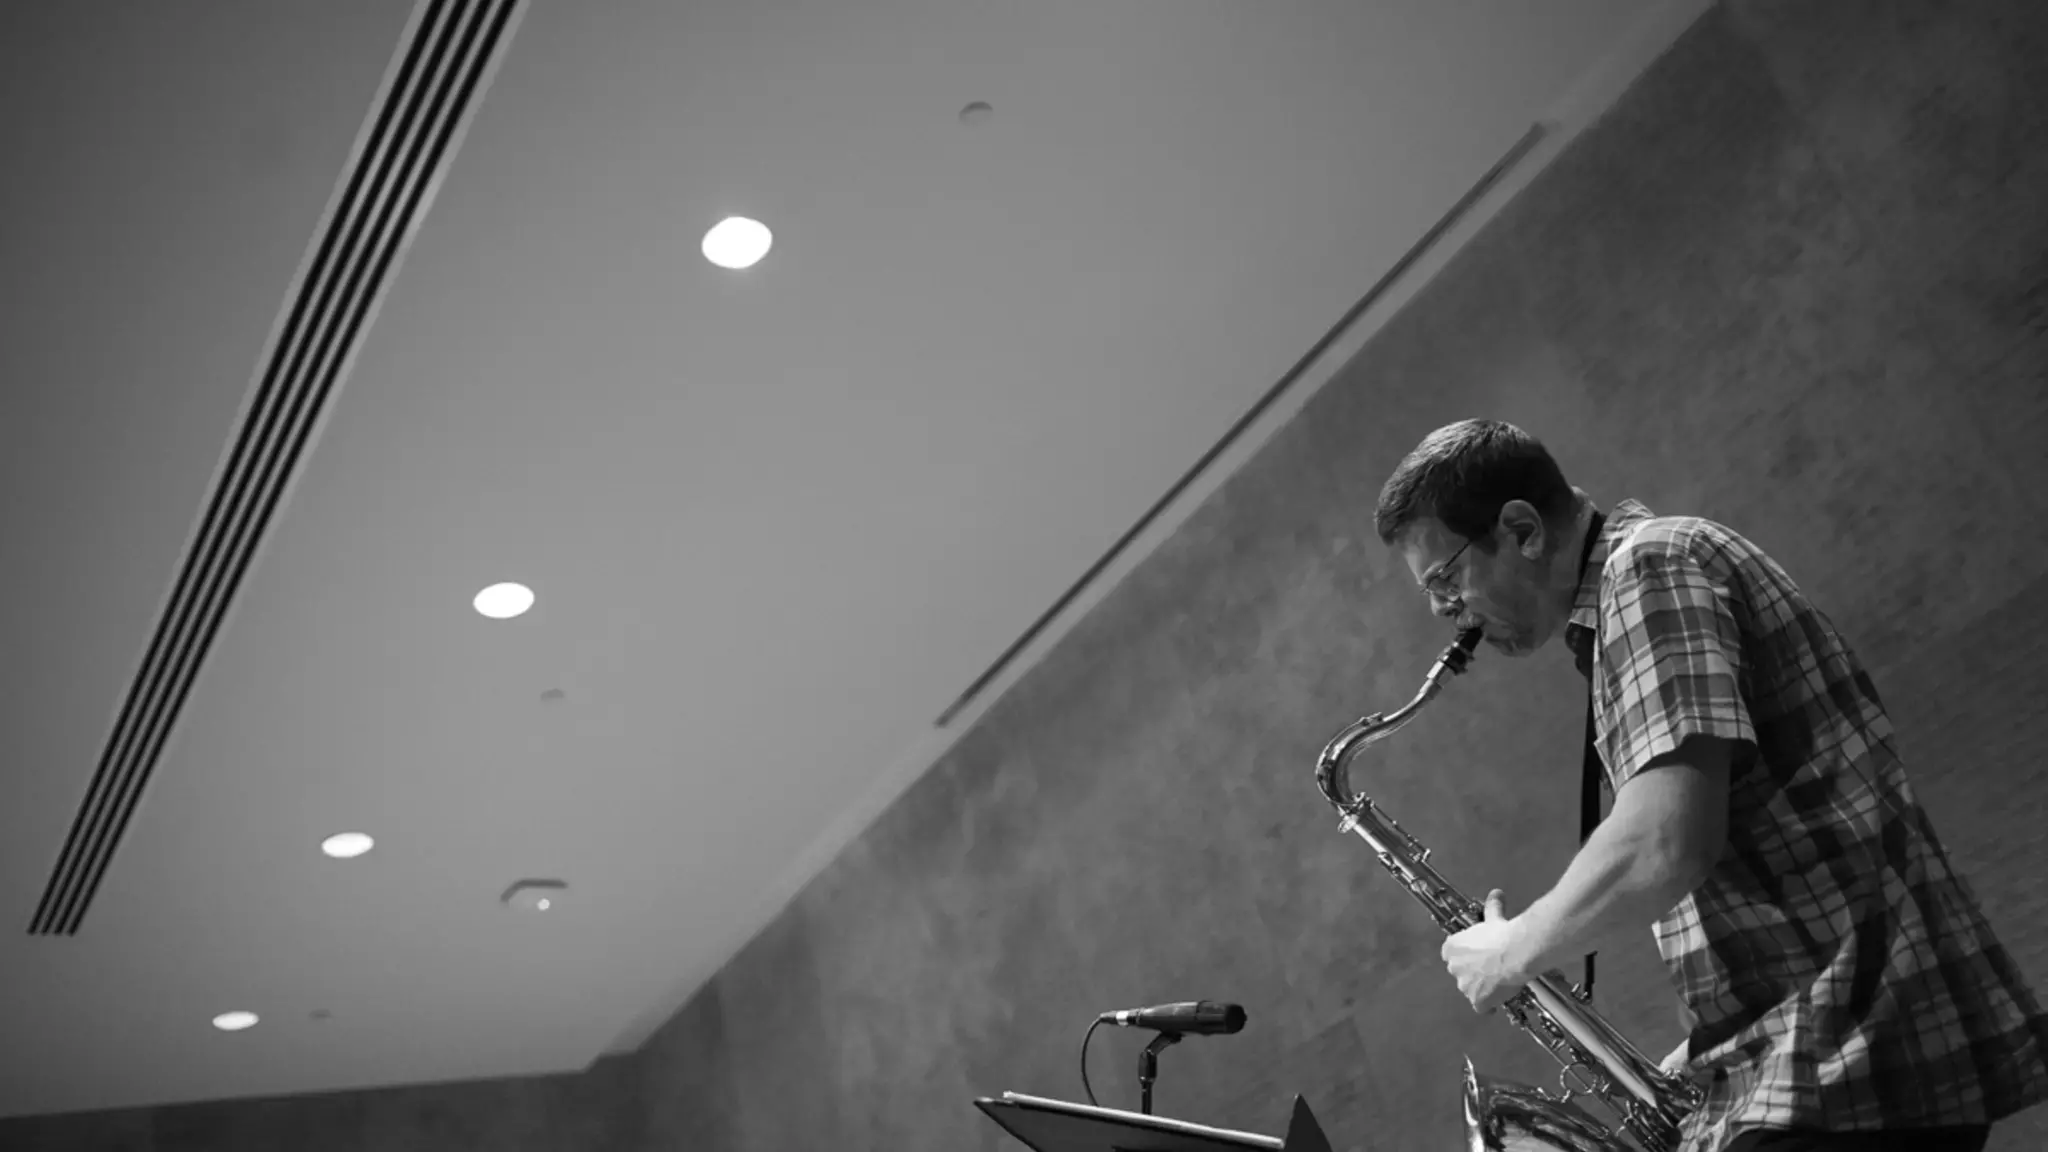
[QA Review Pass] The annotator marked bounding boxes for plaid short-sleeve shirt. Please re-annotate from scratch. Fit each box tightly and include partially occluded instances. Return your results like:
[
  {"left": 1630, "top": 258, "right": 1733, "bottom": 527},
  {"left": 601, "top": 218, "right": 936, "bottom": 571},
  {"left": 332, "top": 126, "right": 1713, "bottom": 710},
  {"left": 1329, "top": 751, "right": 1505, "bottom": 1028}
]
[{"left": 1564, "top": 500, "right": 2048, "bottom": 1149}]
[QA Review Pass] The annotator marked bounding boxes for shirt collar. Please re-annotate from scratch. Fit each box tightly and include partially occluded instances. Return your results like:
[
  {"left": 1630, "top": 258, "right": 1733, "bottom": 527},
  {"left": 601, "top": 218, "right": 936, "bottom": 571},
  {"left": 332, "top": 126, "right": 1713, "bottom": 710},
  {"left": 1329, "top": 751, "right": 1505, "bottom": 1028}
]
[{"left": 1566, "top": 498, "right": 1657, "bottom": 675}]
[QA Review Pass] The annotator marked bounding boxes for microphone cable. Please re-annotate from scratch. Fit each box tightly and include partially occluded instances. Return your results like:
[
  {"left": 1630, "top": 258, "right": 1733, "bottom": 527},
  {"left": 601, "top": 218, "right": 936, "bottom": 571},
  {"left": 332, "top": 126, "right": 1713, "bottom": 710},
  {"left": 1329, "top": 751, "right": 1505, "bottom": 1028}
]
[{"left": 1079, "top": 1015, "right": 1104, "bottom": 1107}]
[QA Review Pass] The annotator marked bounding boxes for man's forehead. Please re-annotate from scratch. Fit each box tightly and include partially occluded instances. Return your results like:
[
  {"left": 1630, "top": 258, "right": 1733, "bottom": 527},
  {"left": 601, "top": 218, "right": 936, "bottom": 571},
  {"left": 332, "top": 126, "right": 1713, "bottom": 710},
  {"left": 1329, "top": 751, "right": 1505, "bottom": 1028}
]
[
  {"left": 1393, "top": 518, "right": 1459, "bottom": 575},
  {"left": 1395, "top": 518, "right": 1459, "bottom": 555}
]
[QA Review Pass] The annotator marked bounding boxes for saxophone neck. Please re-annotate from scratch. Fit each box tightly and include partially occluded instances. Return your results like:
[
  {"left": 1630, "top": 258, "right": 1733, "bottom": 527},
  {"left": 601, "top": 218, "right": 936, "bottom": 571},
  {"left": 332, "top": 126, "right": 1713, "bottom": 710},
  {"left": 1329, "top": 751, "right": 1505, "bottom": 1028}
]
[
  {"left": 1315, "top": 628, "right": 1483, "bottom": 813},
  {"left": 1314, "top": 713, "right": 1391, "bottom": 812}
]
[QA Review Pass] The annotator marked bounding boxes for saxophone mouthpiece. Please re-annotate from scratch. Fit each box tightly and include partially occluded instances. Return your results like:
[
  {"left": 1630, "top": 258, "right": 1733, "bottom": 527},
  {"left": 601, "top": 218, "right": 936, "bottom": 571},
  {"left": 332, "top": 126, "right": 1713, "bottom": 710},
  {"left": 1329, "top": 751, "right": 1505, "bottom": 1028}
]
[{"left": 1435, "top": 627, "right": 1484, "bottom": 679}]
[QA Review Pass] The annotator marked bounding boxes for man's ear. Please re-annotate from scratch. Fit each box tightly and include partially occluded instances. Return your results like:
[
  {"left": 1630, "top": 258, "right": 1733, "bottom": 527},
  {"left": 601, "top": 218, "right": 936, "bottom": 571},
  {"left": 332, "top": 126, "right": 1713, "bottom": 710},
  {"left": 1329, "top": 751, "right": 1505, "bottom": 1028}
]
[{"left": 1497, "top": 499, "right": 1546, "bottom": 559}]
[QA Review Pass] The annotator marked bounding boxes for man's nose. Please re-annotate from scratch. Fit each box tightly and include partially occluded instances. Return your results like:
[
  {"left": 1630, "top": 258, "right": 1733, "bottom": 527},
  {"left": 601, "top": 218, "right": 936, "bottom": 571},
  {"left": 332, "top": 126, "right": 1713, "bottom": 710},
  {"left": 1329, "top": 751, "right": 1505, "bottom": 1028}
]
[{"left": 1429, "top": 592, "right": 1460, "bottom": 619}]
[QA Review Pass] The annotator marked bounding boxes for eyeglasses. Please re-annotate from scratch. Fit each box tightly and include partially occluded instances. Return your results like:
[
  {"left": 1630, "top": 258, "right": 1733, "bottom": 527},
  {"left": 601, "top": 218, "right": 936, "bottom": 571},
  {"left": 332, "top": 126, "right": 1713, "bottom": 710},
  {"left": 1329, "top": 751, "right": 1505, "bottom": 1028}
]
[{"left": 1418, "top": 538, "right": 1473, "bottom": 603}]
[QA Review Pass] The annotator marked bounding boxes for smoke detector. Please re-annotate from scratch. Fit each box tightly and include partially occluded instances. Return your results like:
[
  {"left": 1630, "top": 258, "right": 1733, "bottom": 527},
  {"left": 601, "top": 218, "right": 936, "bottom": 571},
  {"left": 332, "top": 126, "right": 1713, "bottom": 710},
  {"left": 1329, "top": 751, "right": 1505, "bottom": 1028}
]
[{"left": 500, "top": 879, "right": 568, "bottom": 913}]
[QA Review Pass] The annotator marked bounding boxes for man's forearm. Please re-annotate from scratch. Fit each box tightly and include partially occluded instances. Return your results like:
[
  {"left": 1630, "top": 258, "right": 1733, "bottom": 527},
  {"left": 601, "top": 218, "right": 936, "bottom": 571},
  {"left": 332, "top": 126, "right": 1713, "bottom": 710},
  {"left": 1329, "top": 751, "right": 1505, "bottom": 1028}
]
[{"left": 1509, "top": 808, "right": 1706, "bottom": 979}]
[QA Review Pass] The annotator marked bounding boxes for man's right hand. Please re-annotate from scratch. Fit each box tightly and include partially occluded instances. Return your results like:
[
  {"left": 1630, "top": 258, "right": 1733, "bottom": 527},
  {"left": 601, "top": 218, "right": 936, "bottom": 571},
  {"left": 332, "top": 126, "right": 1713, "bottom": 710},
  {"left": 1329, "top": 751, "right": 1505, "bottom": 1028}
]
[{"left": 1659, "top": 1039, "right": 1690, "bottom": 1076}]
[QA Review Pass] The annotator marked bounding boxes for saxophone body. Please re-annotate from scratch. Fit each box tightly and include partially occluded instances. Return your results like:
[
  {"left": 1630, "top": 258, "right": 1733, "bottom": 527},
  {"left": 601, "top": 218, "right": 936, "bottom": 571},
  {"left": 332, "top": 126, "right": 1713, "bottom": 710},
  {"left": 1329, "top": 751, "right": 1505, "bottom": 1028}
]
[{"left": 1316, "top": 629, "right": 1705, "bottom": 1152}]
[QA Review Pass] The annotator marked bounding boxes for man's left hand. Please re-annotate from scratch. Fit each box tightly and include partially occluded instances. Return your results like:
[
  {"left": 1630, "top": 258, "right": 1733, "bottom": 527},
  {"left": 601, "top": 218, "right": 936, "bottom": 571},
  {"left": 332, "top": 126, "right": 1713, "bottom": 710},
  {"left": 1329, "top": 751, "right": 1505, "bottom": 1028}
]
[{"left": 1442, "top": 889, "right": 1532, "bottom": 1014}]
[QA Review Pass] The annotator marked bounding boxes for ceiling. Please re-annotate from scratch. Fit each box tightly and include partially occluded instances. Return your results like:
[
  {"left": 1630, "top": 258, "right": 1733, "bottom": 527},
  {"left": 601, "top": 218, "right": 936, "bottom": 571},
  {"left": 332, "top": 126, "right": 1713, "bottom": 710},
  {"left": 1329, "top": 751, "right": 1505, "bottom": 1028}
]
[{"left": 0, "top": 0, "right": 1699, "bottom": 1119}]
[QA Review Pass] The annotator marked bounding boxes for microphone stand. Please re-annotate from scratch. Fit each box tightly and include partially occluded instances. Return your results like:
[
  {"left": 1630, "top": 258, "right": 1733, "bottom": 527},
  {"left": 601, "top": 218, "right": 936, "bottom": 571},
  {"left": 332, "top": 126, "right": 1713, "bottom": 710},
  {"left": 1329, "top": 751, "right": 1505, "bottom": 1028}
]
[{"left": 1136, "top": 1032, "right": 1182, "bottom": 1115}]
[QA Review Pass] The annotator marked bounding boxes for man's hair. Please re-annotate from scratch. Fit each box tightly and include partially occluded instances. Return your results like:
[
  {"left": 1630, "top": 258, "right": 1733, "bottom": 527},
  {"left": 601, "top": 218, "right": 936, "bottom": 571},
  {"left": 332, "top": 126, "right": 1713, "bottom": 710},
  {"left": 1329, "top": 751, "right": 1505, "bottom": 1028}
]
[{"left": 1373, "top": 419, "right": 1576, "bottom": 547}]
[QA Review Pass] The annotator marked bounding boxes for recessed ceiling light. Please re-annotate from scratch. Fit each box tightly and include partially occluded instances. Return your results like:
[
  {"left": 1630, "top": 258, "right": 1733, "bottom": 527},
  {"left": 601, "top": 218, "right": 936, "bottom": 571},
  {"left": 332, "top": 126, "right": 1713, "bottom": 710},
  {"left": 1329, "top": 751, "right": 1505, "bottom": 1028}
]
[
  {"left": 321, "top": 832, "right": 375, "bottom": 859},
  {"left": 702, "top": 216, "right": 773, "bottom": 270},
  {"left": 213, "top": 1011, "right": 259, "bottom": 1032},
  {"left": 473, "top": 582, "right": 534, "bottom": 619}
]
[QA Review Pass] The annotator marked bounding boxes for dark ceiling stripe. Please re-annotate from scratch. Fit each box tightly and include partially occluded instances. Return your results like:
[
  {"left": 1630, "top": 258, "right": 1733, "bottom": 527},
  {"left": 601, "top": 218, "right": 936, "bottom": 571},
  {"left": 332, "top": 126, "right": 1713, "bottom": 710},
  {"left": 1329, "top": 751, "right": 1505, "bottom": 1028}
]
[
  {"left": 933, "top": 121, "right": 1551, "bottom": 730},
  {"left": 28, "top": 0, "right": 527, "bottom": 937}
]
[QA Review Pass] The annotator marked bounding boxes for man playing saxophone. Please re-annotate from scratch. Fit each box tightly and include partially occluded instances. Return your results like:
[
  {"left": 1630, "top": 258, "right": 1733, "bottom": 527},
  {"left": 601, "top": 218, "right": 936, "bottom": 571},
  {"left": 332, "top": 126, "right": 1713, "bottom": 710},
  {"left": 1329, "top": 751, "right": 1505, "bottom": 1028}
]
[{"left": 1372, "top": 419, "right": 2048, "bottom": 1151}]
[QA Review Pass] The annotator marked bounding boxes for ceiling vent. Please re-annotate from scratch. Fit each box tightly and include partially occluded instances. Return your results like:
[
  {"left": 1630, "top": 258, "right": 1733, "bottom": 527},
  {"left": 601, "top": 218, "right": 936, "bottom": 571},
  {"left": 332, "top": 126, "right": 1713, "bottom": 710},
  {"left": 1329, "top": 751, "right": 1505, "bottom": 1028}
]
[{"left": 27, "top": 0, "right": 527, "bottom": 938}]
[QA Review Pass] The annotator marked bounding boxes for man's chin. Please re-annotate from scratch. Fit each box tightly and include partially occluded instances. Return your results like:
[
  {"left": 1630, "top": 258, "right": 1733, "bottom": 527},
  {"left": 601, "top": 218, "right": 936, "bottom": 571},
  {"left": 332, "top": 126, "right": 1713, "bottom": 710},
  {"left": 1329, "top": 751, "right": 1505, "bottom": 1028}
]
[{"left": 1485, "top": 633, "right": 1533, "bottom": 658}]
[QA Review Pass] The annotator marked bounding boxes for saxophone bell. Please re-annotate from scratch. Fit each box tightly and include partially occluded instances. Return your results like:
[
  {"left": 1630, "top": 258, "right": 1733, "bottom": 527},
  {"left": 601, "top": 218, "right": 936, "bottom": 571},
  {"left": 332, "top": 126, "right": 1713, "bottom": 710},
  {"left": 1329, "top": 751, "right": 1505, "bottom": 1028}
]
[{"left": 1464, "top": 1060, "right": 1632, "bottom": 1152}]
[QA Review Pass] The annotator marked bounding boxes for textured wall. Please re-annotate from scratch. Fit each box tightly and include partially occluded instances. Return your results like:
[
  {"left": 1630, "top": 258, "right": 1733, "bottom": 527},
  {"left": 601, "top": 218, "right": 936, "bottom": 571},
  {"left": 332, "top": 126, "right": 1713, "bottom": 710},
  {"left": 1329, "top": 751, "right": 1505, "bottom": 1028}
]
[{"left": 9, "top": 2, "right": 2048, "bottom": 1148}]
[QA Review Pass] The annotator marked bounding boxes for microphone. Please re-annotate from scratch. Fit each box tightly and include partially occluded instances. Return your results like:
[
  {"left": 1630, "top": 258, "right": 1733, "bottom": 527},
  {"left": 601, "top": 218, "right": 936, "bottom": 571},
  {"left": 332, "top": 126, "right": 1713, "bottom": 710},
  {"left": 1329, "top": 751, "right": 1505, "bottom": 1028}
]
[{"left": 1097, "top": 1000, "right": 1247, "bottom": 1035}]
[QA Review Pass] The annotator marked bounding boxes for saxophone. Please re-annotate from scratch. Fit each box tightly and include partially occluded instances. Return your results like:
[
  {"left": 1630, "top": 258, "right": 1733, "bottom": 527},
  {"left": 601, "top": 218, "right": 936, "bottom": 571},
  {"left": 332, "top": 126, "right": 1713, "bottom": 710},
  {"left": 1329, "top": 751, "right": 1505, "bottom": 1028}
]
[{"left": 1314, "top": 628, "right": 1705, "bottom": 1152}]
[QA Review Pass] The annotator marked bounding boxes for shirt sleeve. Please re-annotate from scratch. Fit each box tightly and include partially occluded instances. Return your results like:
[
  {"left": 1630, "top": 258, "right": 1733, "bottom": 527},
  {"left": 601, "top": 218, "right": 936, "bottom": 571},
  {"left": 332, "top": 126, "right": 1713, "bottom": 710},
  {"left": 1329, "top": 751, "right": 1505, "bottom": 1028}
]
[{"left": 1594, "top": 526, "right": 1756, "bottom": 790}]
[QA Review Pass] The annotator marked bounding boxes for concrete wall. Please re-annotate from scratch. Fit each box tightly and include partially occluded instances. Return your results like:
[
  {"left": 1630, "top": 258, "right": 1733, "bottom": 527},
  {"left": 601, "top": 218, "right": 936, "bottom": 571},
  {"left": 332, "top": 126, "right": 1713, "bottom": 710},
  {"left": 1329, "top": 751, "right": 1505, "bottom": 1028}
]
[{"left": 9, "top": 2, "right": 2048, "bottom": 1148}]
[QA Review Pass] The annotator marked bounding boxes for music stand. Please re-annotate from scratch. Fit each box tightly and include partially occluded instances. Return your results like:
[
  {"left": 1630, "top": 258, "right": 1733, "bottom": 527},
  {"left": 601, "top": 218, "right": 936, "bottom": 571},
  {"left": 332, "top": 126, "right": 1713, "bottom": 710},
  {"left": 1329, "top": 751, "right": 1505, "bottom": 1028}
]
[{"left": 973, "top": 1092, "right": 1335, "bottom": 1152}]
